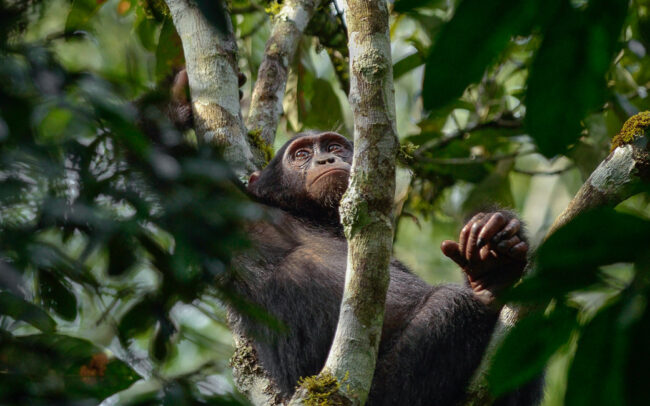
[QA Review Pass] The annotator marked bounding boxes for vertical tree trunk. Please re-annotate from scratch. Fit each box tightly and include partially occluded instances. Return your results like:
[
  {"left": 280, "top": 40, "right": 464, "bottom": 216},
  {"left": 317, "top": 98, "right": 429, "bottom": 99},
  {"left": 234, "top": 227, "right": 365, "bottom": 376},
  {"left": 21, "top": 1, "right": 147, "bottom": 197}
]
[
  {"left": 165, "top": 0, "right": 261, "bottom": 176},
  {"left": 290, "top": 1, "right": 399, "bottom": 404}
]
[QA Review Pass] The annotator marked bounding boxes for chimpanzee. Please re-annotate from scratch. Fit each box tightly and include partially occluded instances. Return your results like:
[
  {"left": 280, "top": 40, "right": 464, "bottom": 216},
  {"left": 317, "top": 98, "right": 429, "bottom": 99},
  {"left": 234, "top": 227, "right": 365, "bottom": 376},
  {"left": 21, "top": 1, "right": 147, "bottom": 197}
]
[{"left": 168, "top": 72, "right": 542, "bottom": 405}]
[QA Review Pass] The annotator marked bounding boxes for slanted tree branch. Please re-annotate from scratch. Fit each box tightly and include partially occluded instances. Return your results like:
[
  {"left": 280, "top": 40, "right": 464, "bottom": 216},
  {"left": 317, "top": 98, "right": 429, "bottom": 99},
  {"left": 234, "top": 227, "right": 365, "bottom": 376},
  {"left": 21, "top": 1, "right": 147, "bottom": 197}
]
[
  {"left": 289, "top": 1, "right": 399, "bottom": 404},
  {"left": 465, "top": 112, "right": 650, "bottom": 404},
  {"left": 164, "top": 0, "right": 261, "bottom": 176},
  {"left": 246, "top": 0, "right": 323, "bottom": 147},
  {"left": 305, "top": 3, "right": 350, "bottom": 93}
]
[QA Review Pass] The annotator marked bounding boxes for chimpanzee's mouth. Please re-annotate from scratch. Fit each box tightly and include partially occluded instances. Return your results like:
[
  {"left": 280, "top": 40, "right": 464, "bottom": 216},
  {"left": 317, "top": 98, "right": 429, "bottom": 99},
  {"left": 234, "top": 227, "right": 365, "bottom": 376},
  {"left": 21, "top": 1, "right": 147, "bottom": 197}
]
[{"left": 311, "top": 168, "right": 349, "bottom": 185}]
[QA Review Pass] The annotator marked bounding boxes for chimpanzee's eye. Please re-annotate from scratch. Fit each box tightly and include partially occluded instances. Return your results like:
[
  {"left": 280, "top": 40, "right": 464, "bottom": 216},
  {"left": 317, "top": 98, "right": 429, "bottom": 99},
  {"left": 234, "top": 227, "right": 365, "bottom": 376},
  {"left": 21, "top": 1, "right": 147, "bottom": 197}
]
[
  {"left": 328, "top": 143, "right": 343, "bottom": 153},
  {"left": 294, "top": 149, "right": 310, "bottom": 160}
]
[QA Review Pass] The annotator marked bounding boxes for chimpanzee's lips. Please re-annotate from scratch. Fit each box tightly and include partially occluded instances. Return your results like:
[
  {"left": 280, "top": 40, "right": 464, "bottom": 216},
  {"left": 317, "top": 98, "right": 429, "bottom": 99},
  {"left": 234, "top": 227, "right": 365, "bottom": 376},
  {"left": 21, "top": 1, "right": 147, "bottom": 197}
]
[{"left": 310, "top": 168, "right": 349, "bottom": 185}]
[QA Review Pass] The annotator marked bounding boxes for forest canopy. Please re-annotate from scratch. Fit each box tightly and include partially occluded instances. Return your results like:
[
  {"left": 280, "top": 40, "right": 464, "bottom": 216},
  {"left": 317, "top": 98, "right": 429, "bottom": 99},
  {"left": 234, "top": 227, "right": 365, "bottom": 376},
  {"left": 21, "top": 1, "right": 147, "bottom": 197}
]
[{"left": 1, "top": 0, "right": 650, "bottom": 405}]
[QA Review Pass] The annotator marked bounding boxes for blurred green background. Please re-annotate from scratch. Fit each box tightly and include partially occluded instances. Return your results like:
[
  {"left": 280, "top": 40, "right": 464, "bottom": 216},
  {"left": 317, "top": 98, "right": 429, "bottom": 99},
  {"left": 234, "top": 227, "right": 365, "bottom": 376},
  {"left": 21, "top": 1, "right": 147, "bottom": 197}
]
[{"left": 2, "top": 0, "right": 650, "bottom": 404}]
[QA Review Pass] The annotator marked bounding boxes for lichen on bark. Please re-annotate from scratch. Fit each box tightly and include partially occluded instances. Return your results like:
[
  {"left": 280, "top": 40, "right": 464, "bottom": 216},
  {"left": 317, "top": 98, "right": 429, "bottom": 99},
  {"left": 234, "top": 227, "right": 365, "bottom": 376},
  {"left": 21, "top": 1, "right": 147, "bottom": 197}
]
[
  {"left": 610, "top": 111, "right": 650, "bottom": 151},
  {"left": 246, "top": 0, "right": 323, "bottom": 147}
]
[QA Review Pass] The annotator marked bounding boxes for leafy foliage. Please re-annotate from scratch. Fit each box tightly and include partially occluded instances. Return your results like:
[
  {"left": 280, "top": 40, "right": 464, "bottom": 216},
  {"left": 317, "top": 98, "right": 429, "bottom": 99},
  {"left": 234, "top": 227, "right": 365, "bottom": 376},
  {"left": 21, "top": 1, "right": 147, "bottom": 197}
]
[
  {"left": 0, "top": 0, "right": 255, "bottom": 403},
  {"left": 488, "top": 208, "right": 650, "bottom": 404},
  {"left": 3, "top": 0, "right": 650, "bottom": 404}
]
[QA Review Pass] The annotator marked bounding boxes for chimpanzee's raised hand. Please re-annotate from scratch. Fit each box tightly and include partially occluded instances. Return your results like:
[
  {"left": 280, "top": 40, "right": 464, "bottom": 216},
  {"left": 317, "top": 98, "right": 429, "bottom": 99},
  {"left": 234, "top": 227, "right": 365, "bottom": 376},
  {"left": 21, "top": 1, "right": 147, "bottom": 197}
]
[
  {"left": 168, "top": 68, "right": 247, "bottom": 131},
  {"left": 440, "top": 211, "right": 528, "bottom": 308}
]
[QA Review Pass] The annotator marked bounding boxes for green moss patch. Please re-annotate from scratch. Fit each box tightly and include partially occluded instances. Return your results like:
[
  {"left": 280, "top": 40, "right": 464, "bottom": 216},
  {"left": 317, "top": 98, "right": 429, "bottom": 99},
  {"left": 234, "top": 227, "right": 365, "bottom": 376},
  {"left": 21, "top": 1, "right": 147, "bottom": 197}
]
[
  {"left": 297, "top": 371, "right": 351, "bottom": 406},
  {"left": 610, "top": 111, "right": 650, "bottom": 152}
]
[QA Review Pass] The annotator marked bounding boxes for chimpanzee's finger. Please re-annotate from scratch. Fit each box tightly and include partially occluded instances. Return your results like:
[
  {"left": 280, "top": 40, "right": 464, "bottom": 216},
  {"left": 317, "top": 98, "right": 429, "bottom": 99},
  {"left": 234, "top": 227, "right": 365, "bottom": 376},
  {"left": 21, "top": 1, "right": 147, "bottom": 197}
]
[
  {"left": 238, "top": 72, "right": 247, "bottom": 87},
  {"left": 467, "top": 215, "right": 490, "bottom": 262},
  {"left": 495, "top": 235, "right": 521, "bottom": 254},
  {"left": 492, "top": 218, "right": 521, "bottom": 244},
  {"left": 171, "top": 69, "right": 189, "bottom": 102},
  {"left": 477, "top": 212, "right": 507, "bottom": 249},
  {"left": 459, "top": 213, "right": 484, "bottom": 257},
  {"left": 441, "top": 240, "right": 466, "bottom": 268},
  {"left": 509, "top": 241, "right": 528, "bottom": 260}
]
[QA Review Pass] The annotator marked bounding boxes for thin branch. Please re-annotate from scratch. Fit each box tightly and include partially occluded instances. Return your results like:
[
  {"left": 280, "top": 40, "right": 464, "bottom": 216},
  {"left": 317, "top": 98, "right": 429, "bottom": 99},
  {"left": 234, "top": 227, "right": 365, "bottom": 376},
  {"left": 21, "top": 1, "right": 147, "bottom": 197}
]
[
  {"left": 231, "top": 4, "right": 264, "bottom": 14},
  {"left": 512, "top": 165, "right": 575, "bottom": 176},
  {"left": 240, "top": 14, "right": 269, "bottom": 39},
  {"left": 246, "top": 0, "right": 324, "bottom": 148},
  {"left": 415, "top": 114, "right": 523, "bottom": 154},
  {"left": 417, "top": 150, "right": 535, "bottom": 165}
]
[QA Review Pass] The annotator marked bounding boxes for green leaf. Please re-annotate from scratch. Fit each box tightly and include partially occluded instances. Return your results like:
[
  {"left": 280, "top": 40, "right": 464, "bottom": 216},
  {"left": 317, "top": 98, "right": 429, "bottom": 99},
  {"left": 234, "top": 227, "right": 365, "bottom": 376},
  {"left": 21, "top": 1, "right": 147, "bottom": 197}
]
[
  {"left": 537, "top": 208, "right": 650, "bottom": 274},
  {"left": 0, "top": 292, "right": 56, "bottom": 333},
  {"left": 565, "top": 301, "right": 628, "bottom": 406},
  {"left": 38, "top": 269, "right": 77, "bottom": 321},
  {"left": 119, "top": 299, "right": 156, "bottom": 338},
  {"left": 393, "top": 52, "right": 425, "bottom": 80},
  {"left": 65, "top": 0, "right": 106, "bottom": 33},
  {"left": 394, "top": 0, "right": 446, "bottom": 13},
  {"left": 526, "top": 0, "right": 629, "bottom": 157},
  {"left": 0, "top": 332, "right": 140, "bottom": 400},
  {"left": 107, "top": 233, "right": 138, "bottom": 277},
  {"left": 135, "top": 13, "right": 160, "bottom": 52},
  {"left": 298, "top": 73, "right": 345, "bottom": 132},
  {"left": 488, "top": 305, "right": 577, "bottom": 396},
  {"left": 152, "top": 318, "right": 175, "bottom": 361},
  {"left": 155, "top": 17, "right": 185, "bottom": 82},
  {"left": 422, "top": 0, "right": 554, "bottom": 110},
  {"left": 506, "top": 208, "right": 650, "bottom": 304},
  {"left": 625, "top": 294, "right": 650, "bottom": 406}
]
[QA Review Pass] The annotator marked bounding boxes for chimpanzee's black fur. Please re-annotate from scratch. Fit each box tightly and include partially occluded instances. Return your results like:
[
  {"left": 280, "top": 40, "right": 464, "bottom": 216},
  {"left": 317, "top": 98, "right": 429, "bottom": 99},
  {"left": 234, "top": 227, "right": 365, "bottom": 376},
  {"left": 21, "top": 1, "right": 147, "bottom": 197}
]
[{"left": 224, "top": 133, "right": 543, "bottom": 406}]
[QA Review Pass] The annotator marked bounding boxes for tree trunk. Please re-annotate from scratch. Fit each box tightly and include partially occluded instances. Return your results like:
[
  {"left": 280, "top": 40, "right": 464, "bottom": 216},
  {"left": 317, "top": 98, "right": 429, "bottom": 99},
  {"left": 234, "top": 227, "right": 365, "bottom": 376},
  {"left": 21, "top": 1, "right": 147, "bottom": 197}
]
[
  {"left": 290, "top": 0, "right": 399, "bottom": 404},
  {"left": 165, "top": 0, "right": 261, "bottom": 176},
  {"left": 246, "top": 0, "right": 323, "bottom": 148}
]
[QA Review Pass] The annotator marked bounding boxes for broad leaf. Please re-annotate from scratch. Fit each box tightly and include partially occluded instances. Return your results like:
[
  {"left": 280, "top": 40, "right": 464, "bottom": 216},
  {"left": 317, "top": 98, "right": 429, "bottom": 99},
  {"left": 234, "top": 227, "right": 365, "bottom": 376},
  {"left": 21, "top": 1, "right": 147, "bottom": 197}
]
[
  {"left": 526, "top": 0, "right": 629, "bottom": 157},
  {"left": 565, "top": 302, "right": 628, "bottom": 406},
  {"left": 488, "top": 306, "right": 577, "bottom": 396},
  {"left": 38, "top": 269, "right": 77, "bottom": 321},
  {"left": 0, "top": 291, "right": 56, "bottom": 333},
  {"left": 537, "top": 208, "right": 650, "bottom": 274},
  {"left": 65, "top": 0, "right": 106, "bottom": 33},
  {"left": 155, "top": 17, "right": 185, "bottom": 82},
  {"left": 422, "top": 0, "right": 555, "bottom": 110},
  {"left": 0, "top": 332, "right": 140, "bottom": 401}
]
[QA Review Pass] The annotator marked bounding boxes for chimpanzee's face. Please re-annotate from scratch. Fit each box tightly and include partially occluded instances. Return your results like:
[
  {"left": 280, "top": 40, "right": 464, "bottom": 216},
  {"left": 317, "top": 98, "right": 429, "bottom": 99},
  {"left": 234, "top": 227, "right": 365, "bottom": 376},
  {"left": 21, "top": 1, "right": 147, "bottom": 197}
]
[
  {"left": 282, "top": 132, "right": 352, "bottom": 209},
  {"left": 246, "top": 132, "right": 353, "bottom": 219}
]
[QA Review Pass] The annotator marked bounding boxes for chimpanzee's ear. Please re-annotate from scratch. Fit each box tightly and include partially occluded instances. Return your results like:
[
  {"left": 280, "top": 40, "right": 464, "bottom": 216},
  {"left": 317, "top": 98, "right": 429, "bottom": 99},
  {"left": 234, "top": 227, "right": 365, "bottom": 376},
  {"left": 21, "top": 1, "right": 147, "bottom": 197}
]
[{"left": 248, "top": 171, "right": 261, "bottom": 188}]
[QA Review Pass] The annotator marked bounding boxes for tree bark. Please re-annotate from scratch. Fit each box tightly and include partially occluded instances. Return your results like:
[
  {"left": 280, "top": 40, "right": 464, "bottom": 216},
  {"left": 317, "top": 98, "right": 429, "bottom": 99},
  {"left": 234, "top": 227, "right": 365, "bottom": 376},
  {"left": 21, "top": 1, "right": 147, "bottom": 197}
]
[
  {"left": 289, "top": 1, "right": 399, "bottom": 404},
  {"left": 165, "top": 0, "right": 261, "bottom": 176},
  {"left": 465, "top": 118, "right": 650, "bottom": 404},
  {"left": 246, "top": 0, "right": 323, "bottom": 148}
]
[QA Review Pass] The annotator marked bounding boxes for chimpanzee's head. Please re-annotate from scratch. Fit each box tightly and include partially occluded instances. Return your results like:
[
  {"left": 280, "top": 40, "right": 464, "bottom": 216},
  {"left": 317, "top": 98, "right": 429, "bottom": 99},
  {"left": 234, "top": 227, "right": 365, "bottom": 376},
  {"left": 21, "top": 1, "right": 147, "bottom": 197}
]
[{"left": 247, "top": 131, "right": 353, "bottom": 222}]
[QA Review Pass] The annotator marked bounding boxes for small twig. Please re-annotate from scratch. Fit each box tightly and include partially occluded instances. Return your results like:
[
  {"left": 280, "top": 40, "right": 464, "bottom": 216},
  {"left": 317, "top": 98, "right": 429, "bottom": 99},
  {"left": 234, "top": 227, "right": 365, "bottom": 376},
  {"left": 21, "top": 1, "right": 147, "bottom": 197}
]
[
  {"left": 240, "top": 14, "right": 268, "bottom": 39},
  {"left": 513, "top": 165, "right": 575, "bottom": 176},
  {"left": 417, "top": 149, "right": 535, "bottom": 165},
  {"left": 415, "top": 114, "right": 523, "bottom": 154},
  {"left": 231, "top": 4, "right": 264, "bottom": 14}
]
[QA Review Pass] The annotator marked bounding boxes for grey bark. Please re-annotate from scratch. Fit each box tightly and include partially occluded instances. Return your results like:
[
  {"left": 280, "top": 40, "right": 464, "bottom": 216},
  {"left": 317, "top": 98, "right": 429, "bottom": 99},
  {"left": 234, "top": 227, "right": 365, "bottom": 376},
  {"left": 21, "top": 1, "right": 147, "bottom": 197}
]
[
  {"left": 291, "top": 0, "right": 400, "bottom": 404},
  {"left": 246, "top": 0, "right": 323, "bottom": 147},
  {"left": 165, "top": 0, "right": 261, "bottom": 176}
]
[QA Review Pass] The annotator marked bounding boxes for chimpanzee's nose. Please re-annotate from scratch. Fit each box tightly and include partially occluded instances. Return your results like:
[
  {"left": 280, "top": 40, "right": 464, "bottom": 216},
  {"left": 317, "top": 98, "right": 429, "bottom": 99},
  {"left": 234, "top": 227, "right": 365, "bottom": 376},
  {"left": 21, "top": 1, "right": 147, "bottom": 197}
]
[{"left": 316, "top": 156, "right": 336, "bottom": 165}]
